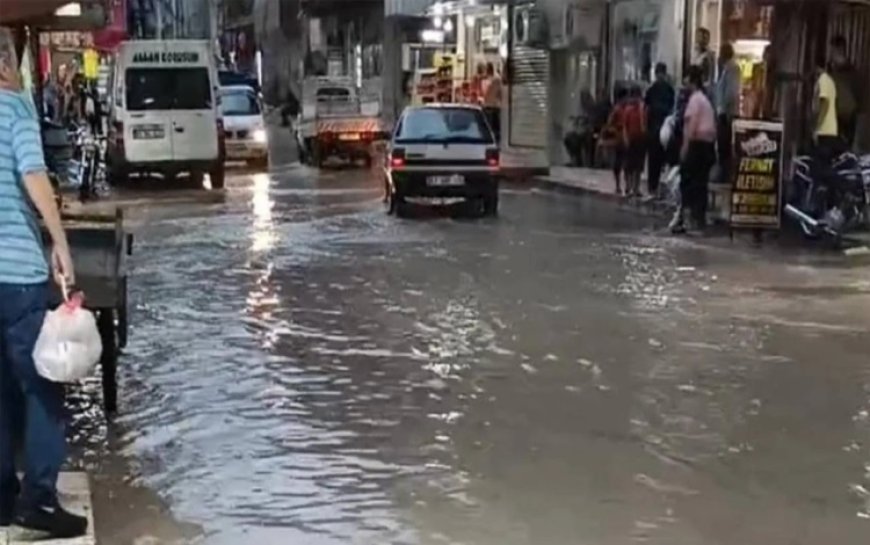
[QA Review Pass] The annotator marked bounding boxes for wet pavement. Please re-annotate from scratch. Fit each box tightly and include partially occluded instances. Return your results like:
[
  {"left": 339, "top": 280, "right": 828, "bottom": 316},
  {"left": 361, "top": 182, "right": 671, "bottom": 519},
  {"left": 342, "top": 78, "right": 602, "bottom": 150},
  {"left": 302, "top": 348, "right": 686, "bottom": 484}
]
[{"left": 74, "top": 165, "right": 870, "bottom": 544}]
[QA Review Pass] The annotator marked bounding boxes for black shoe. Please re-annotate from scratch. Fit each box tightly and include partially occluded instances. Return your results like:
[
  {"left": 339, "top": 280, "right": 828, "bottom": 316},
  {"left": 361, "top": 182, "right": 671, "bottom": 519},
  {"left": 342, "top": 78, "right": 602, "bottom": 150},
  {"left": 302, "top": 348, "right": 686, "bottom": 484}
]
[
  {"left": 0, "top": 479, "right": 19, "bottom": 527},
  {"left": 12, "top": 503, "right": 88, "bottom": 539},
  {"left": 0, "top": 507, "right": 12, "bottom": 527}
]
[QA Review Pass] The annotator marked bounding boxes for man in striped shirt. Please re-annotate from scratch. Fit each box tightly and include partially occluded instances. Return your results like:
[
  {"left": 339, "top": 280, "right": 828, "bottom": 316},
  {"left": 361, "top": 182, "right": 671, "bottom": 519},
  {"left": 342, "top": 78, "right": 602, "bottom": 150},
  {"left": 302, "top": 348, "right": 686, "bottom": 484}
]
[{"left": 0, "top": 29, "right": 86, "bottom": 539}]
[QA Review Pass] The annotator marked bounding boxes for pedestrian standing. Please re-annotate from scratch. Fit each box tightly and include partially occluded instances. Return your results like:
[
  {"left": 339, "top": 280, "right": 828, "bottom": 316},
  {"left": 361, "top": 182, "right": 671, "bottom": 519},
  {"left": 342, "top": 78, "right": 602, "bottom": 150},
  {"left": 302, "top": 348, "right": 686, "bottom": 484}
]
[
  {"left": 674, "top": 65, "right": 717, "bottom": 233},
  {"left": 716, "top": 43, "right": 741, "bottom": 185},
  {"left": 813, "top": 52, "right": 840, "bottom": 161},
  {"left": 829, "top": 35, "right": 859, "bottom": 149},
  {"left": 621, "top": 85, "right": 647, "bottom": 197},
  {"left": 0, "top": 29, "right": 87, "bottom": 539},
  {"left": 693, "top": 28, "right": 717, "bottom": 91},
  {"left": 603, "top": 86, "right": 629, "bottom": 195},
  {"left": 482, "top": 62, "right": 502, "bottom": 142},
  {"left": 645, "top": 63, "right": 675, "bottom": 196}
]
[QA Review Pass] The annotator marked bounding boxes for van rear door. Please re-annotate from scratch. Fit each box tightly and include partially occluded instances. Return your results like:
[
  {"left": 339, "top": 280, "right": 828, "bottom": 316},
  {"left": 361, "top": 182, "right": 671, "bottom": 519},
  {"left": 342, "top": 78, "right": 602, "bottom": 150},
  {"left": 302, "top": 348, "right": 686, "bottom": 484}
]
[
  {"left": 124, "top": 67, "right": 174, "bottom": 163},
  {"left": 167, "top": 67, "right": 218, "bottom": 161}
]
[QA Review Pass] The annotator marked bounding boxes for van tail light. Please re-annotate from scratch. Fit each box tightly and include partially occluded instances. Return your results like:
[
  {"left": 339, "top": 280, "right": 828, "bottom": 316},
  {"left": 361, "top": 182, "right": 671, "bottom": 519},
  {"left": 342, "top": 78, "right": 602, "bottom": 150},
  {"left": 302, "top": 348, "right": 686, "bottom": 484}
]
[
  {"left": 486, "top": 149, "right": 500, "bottom": 168},
  {"left": 390, "top": 148, "right": 406, "bottom": 168}
]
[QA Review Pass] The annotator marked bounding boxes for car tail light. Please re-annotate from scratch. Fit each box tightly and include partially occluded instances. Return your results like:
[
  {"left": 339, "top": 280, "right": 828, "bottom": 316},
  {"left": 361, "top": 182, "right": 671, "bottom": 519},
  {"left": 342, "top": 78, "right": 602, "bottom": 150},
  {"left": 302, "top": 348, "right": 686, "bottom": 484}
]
[
  {"left": 390, "top": 148, "right": 406, "bottom": 168},
  {"left": 486, "top": 149, "right": 500, "bottom": 168}
]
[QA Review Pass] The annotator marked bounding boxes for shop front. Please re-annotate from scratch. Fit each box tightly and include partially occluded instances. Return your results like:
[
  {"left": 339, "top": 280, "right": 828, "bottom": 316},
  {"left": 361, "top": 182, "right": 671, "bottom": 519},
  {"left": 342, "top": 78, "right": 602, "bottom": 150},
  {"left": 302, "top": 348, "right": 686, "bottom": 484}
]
[
  {"left": 697, "top": 0, "right": 870, "bottom": 230},
  {"left": 548, "top": 0, "right": 606, "bottom": 166}
]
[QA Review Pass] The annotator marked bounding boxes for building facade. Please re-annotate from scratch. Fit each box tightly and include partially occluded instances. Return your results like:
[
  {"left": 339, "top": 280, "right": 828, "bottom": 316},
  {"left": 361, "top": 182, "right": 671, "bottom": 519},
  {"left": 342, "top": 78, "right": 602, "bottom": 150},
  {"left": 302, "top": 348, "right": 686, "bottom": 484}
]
[{"left": 128, "top": 0, "right": 213, "bottom": 40}]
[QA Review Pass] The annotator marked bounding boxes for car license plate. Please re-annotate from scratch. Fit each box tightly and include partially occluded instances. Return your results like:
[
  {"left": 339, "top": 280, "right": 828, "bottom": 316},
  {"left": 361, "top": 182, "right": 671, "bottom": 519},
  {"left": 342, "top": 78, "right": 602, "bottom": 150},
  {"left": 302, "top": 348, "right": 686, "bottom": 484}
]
[
  {"left": 427, "top": 174, "right": 465, "bottom": 187},
  {"left": 339, "top": 133, "right": 361, "bottom": 141}
]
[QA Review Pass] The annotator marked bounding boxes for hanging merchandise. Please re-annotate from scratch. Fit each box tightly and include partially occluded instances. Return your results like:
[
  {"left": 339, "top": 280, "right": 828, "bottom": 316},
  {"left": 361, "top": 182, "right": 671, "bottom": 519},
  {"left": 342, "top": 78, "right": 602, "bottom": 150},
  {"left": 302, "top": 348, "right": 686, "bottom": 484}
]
[{"left": 83, "top": 47, "right": 99, "bottom": 79}]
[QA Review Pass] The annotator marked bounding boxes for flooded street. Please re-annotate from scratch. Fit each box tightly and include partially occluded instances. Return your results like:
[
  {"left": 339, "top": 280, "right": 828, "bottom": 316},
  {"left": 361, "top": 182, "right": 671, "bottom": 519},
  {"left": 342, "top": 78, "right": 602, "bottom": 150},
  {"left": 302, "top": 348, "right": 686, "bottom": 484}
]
[{"left": 97, "top": 167, "right": 870, "bottom": 544}]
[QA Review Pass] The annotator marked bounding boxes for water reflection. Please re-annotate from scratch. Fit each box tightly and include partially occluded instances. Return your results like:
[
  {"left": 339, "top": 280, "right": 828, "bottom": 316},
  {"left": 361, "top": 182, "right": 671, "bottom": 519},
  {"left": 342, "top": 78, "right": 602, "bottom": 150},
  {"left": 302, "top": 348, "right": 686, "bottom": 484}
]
[{"left": 251, "top": 172, "right": 276, "bottom": 253}]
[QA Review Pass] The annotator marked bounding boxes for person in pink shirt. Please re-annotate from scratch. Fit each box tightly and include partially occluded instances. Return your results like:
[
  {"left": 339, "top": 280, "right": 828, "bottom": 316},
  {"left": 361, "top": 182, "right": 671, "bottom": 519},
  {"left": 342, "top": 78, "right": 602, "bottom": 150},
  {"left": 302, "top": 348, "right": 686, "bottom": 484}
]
[{"left": 673, "top": 65, "right": 717, "bottom": 233}]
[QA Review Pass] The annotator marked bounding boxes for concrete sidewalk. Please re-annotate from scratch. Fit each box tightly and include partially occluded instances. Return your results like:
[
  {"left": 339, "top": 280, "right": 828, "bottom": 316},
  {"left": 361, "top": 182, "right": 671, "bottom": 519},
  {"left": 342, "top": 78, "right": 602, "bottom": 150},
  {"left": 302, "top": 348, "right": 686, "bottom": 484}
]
[
  {"left": 532, "top": 166, "right": 673, "bottom": 218},
  {"left": 1, "top": 473, "right": 94, "bottom": 545},
  {"left": 532, "top": 166, "right": 870, "bottom": 249}
]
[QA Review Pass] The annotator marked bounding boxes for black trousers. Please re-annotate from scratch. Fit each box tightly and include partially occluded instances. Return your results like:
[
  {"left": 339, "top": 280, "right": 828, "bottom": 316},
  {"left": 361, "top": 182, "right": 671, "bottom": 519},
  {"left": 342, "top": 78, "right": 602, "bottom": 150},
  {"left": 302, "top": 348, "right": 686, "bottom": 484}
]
[
  {"left": 681, "top": 141, "right": 716, "bottom": 226},
  {"left": 484, "top": 107, "right": 501, "bottom": 142},
  {"left": 838, "top": 115, "right": 857, "bottom": 149},
  {"left": 647, "top": 127, "right": 666, "bottom": 194},
  {"left": 717, "top": 114, "right": 733, "bottom": 184}
]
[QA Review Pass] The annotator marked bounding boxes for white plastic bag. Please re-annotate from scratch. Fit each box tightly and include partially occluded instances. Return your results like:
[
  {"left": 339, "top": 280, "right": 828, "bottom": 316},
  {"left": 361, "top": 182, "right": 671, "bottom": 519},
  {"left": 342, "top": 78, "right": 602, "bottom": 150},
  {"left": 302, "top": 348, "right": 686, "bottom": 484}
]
[
  {"left": 33, "top": 285, "right": 102, "bottom": 383},
  {"left": 660, "top": 115, "right": 675, "bottom": 149},
  {"left": 663, "top": 165, "right": 681, "bottom": 207}
]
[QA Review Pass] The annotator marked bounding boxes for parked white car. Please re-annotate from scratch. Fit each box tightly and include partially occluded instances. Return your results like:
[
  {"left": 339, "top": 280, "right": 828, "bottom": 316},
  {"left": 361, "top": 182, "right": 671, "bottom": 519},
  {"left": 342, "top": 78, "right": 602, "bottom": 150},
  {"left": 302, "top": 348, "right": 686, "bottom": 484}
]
[{"left": 220, "top": 85, "right": 269, "bottom": 168}]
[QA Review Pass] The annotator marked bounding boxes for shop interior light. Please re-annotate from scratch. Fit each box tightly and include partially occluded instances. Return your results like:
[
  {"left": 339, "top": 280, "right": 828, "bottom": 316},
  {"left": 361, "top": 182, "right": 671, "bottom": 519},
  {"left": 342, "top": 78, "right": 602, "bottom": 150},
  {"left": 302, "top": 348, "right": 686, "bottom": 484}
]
[
  {"left": 55, "top": 2, "right": 82, "bottom": 17},
  {"left": 433, "top": 16, "right": 443, "bottom": 29},
  {"left": 422, "top": 29, "right": 446, "bottom": 44},
  {"left": 465, "top": 15, "right": 476, "bottom": 28},
  {"left": 733, "top": 39, "right": 771, "bottom": 59},
  {"left": 444, "top": 19, "right": 454, "bottom": 33}
]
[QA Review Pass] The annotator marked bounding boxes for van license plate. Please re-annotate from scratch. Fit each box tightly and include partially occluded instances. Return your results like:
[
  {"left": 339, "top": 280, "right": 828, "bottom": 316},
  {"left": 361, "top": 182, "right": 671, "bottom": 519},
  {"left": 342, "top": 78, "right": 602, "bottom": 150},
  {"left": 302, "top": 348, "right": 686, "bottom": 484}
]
[
  {"left": 339, "top": 133, "right": 361, "bottom": 141},
  {"left": 427, "top": 174, "right": 465, "bottom": 187}
]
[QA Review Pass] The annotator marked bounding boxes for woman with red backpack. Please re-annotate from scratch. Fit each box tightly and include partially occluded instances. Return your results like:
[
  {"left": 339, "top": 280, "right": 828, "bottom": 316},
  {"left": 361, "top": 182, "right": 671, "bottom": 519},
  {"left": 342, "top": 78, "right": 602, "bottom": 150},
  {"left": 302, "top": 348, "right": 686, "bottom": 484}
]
[
  {"left": 621, "top": 85, "right": 648, "bottom": 197},
  {"left": 601, "top": 87, "right": 629, "bottom": 195}
]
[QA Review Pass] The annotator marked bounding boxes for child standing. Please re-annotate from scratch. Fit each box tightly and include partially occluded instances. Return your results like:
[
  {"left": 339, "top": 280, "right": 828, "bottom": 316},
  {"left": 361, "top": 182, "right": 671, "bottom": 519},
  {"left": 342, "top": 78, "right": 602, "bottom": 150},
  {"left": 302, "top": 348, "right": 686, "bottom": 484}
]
[
  {"left": 602, "top": 87, "right": 629, "bottom": 195},
  {"left": 621, "top": 86, "right": 648, "bottom": 197}
]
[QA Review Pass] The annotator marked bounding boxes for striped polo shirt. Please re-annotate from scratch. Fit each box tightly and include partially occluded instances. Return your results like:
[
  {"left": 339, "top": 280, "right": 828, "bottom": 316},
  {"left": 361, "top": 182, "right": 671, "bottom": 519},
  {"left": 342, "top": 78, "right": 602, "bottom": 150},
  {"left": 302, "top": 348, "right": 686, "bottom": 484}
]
[{"left": 0, "top": 90, "right": 49, "bottom": 284}]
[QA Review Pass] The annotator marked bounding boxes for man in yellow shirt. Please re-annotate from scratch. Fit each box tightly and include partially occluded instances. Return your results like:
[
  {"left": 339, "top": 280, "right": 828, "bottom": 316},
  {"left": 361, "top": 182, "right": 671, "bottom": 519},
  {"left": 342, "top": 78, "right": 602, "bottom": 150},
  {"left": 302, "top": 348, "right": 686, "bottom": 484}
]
[{"left": 813, "top": 54, "right": 840, "bottom": 159}]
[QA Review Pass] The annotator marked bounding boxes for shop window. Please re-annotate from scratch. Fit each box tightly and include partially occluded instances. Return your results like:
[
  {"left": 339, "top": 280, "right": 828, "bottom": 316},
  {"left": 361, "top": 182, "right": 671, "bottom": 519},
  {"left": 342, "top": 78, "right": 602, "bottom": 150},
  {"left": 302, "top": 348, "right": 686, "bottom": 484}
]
[
  {"left": 611, "top": 0, "right": 661, "bottom": 85},
  {"left": 362, "top": 44, "right": 382, "bottom": 78}
]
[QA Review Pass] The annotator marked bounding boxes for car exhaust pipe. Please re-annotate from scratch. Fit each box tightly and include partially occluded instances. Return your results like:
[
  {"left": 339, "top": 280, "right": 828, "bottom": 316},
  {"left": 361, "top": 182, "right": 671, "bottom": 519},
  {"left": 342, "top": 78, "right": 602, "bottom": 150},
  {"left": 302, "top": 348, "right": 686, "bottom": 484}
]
[{"left": 784, "top": 204, "right": 820, "bottom": 228}]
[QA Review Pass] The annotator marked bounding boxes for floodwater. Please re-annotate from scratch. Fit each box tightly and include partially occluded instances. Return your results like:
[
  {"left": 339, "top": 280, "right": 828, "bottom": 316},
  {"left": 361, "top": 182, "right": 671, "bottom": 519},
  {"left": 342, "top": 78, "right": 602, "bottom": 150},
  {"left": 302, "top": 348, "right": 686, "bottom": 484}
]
[{"left": 87, "top": 167, "right": 870, "bottom": 544}]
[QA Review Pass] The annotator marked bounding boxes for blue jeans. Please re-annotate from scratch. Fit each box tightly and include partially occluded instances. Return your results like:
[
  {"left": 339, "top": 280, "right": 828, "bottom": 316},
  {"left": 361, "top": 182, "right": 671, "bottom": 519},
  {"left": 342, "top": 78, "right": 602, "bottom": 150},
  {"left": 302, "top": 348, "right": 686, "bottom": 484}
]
[{"left": 0, "top": 282, "right": 65, "bottom": 510}]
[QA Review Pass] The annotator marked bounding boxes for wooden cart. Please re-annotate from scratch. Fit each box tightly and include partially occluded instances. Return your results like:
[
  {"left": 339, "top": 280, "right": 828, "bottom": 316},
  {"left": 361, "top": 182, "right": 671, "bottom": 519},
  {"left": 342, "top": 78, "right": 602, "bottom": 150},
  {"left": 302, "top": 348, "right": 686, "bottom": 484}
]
[{"left": 52, "top": 209, "right": 132, "bottom": 414}]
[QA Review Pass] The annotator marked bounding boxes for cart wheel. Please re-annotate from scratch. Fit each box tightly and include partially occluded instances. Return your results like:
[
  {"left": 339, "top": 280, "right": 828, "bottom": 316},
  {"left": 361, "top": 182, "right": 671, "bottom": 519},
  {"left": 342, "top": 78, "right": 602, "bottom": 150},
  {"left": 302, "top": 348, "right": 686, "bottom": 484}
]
[{"left": 98, "top": 309, "right": 118, "bottom": 414}]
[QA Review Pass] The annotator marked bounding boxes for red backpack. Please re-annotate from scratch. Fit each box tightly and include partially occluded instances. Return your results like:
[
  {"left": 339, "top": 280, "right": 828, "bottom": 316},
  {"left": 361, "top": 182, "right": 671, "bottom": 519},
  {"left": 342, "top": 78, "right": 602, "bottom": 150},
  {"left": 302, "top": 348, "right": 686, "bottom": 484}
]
[{"left": 622, "top": 100, "right": 646, "bottom": 142}]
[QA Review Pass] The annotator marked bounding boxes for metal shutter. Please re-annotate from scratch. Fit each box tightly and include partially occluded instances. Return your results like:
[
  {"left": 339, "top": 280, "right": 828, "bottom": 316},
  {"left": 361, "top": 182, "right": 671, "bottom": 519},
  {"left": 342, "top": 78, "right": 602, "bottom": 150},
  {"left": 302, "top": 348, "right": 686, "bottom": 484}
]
[{"left": 509, "top": 43, "right": 549, "bottom": 149}]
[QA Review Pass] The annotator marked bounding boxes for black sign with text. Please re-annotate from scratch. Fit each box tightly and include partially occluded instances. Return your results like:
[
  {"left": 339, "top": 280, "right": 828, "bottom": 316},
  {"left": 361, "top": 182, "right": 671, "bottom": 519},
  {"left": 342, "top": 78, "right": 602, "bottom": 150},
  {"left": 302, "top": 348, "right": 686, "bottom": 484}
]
[{"left": 730, "top": 120, "right": 784, "bottom": 229}]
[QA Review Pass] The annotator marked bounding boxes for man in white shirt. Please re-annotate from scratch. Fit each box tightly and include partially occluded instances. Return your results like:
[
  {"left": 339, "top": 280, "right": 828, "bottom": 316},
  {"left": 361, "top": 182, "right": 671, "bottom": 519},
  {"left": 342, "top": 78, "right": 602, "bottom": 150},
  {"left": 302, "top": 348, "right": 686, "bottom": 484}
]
[{"left": 716, "top": 43, "right": 741, "bottom": 185}]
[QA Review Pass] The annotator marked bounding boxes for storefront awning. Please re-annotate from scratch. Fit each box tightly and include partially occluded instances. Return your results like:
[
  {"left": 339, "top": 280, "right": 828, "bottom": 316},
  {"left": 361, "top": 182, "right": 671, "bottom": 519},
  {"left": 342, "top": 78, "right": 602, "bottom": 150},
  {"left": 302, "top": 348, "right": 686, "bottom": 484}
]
[{"left": 0, "top": 1, "right": 79, "bottom": 24}]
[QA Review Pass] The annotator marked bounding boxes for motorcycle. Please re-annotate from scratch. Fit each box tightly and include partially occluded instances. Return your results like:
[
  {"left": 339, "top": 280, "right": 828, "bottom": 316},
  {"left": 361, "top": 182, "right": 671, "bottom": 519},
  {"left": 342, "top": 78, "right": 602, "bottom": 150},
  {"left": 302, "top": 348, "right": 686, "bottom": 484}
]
[
  {"left": 71, "top": 126, "right": 104, "bottom": 202},
  {"left": 784, "top": 151, "right": 870, "bottom": 241}
]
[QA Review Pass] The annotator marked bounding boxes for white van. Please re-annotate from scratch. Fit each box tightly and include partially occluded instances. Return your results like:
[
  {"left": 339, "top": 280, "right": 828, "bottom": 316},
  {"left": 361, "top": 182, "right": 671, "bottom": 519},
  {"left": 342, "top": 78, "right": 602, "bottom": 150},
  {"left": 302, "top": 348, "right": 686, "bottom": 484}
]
[{"left": 107, "top": 40, "right": 225, "bottom": 188}]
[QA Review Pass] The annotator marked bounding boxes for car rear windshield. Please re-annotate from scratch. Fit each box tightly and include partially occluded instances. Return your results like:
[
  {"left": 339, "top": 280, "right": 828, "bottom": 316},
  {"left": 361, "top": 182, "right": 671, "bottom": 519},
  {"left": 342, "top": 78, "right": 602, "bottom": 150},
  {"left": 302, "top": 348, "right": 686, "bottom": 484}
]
[
  {"left": 126, "top": 68, "right": 212, "bottom": 111},
  {"left": 221, "top": 91, "right": 260, "bottom": 116},
  {"left": 395, "top": 108, "right": 493, "bottom": 144}
]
